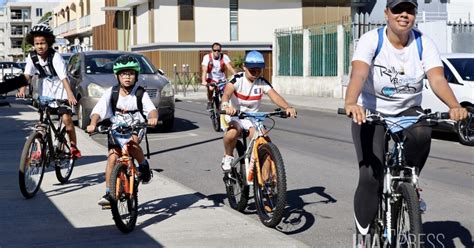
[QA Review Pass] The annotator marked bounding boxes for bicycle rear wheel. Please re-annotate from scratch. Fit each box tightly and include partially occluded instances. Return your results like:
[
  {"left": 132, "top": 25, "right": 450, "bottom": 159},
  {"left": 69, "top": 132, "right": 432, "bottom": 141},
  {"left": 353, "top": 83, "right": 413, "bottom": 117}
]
[
  {"left": 224, "top": 140, "right": 249, "bottom": 212},
  {"left": 19, "top": 132, "right": 46, "bottom": 199},
  {"left": 392, "top": 182, "right": 422, "bottom": 247},
  {"left": 54, "top": 127, "right": 75, "bottom": 183},
  {"left": 110, "top": 163, "right": 138, "bottom": 233},
  {"left": 210, "top": 96, "right": 221, "bottom": 132},
  {"left": 253, "top": 142, "right": 287, "bottom": 227}
]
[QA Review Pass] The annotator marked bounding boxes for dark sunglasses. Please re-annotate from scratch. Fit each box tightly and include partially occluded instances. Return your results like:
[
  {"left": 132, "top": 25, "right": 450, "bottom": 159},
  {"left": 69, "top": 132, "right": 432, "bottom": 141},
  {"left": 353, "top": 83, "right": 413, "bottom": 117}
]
[
  {"left": 390, "top": 4, "right": 416, "bottom": 15},
  {"left": 212, "top": 49, "right": 221, "bottom": 52}
]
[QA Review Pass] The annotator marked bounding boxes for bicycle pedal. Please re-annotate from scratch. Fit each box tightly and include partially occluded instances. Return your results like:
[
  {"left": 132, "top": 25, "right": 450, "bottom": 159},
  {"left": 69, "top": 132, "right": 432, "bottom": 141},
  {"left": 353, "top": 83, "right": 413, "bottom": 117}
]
[{"left": 101, "top": 205, "right": 111, "bottom": 210}]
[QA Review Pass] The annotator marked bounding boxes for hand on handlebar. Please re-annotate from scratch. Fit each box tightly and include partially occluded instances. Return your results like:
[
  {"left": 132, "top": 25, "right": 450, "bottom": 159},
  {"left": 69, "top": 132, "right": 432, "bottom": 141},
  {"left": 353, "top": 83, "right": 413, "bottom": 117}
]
[
  {"left": 16, "top": 87, "right": 26, "bottom": 98},
  {"left": 285, "top": 107, "right": 297, "bottom": 118},
  {"left": 147, "top": 117, "right": 158, "bottom": 127},
  {"left": 449, "top": 107, "right": 468, "bottom": 121},
  {"left": 223, "top": 105, "right": 237, "bottom": 116},
  {"left": 86, "top": 124, "right": 96, "bottom": 134},
  {"left": 344, "top": 103, "right": 366, "bottom": 125}
]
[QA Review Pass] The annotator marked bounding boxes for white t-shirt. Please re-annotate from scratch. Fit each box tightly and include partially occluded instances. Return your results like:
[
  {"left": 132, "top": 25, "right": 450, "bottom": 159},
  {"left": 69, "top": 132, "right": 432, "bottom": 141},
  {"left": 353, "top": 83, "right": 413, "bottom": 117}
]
[
  {"left": 24, "top": 51, "right": 68, "bottom": 100},
  {"left": 352, "top": 26, "right": 443, "bottom": 115},
  {"left": 90, "top": 84, "right": 156, "bottom": 123},
  {"left": 229, "top": 72, "right": 273, "bottom": 112},
  {"left": 201, "top": 53, "right": 231, "bottom": 82}
]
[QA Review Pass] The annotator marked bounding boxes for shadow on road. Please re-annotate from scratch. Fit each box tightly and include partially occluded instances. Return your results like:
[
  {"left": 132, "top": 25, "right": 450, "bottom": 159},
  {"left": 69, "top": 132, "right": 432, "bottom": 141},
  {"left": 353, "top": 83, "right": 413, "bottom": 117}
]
[{"left": 423, "top": 221, "right": 473, "bottom": 248}]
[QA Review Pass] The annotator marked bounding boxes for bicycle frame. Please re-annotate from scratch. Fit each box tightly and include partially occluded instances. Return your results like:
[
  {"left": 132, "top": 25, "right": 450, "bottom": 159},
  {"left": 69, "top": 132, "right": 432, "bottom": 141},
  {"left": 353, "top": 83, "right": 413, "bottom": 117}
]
[{"left": 114, "top": 142, "right": 138, "bottom": 199}]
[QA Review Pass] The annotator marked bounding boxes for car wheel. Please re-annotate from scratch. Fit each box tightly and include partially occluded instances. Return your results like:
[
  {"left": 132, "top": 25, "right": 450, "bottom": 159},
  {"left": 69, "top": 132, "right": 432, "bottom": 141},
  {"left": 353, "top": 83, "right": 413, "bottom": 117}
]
[
  {"left": 161, "top": 116, "right": 174, "bottom": 132},
  {"left": 457, "top": 118, "right": 474, "bottom": 146},
  {"left": 77, "top": 102, "right": 90, "bottom": 130}
]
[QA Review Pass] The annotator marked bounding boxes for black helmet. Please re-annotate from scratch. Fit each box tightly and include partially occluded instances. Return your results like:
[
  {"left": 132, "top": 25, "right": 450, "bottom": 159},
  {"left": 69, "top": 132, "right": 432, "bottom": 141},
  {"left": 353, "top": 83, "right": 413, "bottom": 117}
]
[{"left": 26, "top": 24, "right": 55, "bottom": 46}]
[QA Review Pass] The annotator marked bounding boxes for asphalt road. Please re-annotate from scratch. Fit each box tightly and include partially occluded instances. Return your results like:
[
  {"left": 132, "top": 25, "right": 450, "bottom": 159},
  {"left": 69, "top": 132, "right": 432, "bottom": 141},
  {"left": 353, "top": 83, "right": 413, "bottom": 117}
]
[{"left": 91, "top": 99, "right": 474, "bottom": 247}]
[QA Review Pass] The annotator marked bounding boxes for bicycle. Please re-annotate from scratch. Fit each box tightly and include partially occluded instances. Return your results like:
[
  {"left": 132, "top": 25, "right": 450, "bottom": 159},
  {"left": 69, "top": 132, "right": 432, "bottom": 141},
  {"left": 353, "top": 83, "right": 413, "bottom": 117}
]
[
  {"left": 222, "top": 109, "right": 288, "bottom": 228},
  {"left": 90, "top": 120, "right": 148, "bottom": 233},
  {"left": 18, "top": 96, "right": 76, "bottom": 199},
  {"left": 208, "top": 80, "right": 227, "bottom": 132},
  {"left": 338, "top": 108, "right": 450, "bottom": 247}
]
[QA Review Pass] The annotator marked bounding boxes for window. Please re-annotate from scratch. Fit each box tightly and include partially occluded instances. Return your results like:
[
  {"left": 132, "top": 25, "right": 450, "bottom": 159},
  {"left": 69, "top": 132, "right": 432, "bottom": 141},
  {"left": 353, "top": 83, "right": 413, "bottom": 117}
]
[
  {"left": 442, "top": 62, "right": 457, "bottom": 84},
  {"left": 230, "top": 0, "right": 238, "bottom": 41},
  {"left": 36, "top": 8, "right": 42, "bottom": 17},
  {"left": 179, "top": 0, "right": 194, "bottom": 21}
]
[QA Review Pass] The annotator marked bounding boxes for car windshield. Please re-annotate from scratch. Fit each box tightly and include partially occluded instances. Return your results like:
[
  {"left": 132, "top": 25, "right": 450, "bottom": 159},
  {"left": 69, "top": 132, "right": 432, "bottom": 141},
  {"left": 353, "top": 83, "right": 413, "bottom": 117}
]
[
  {"left": 85, "top": 54, "right": 156, "bottom": 75},
  {"left": 447, "top": 58, "right": 474, "bottom": 81},
  {"left": 0, "top": 62, "right": 21, "bottom": 70}
]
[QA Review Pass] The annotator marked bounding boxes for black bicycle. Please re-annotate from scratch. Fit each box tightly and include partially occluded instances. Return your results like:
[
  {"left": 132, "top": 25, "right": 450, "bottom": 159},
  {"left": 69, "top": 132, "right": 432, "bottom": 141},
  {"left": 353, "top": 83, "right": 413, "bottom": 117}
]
[
  {"left": 19, "top": 97, "right": 76, "bottom": 199},
  {"left": 338, "top": 108, "right": 450, "bottom": 247},
  {"left": 222, "top": 109, "right": 288, "bottom": 228},
  {"left": 208, "top": 80, "right": 227, "bottom": 132}
]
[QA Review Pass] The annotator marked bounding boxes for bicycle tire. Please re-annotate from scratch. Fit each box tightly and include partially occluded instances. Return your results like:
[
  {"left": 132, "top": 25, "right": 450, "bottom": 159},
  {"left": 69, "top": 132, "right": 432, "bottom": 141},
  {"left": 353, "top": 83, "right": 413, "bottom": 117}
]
[
  {"left": 457, "top": 118, "right": 474, "bottom": 146},
  {"left": 54, "top": 127, "right": 75, "bottom": 184},
  {"left": 211, "top": 96, "right": 221, "bottom": 132},
  {"left": 253, "top": 142, "right": 287, "bottom": 227},
  {"left": 392, "top": 182, "right": 422, "bottom": 247},
  {"left": 110, "top": 163, "right": 138, "bottom": 233},
  {"left": 19, "top": 132, "right": 46, "bottom": 199},
  {"left": 225, "top": 140, "right": 249, "bottom": 212}
]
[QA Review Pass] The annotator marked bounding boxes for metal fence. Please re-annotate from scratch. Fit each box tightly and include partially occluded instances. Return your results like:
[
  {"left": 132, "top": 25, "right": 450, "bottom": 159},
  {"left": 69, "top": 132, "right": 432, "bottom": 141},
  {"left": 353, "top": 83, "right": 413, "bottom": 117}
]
[
  {"left": 309, "top": 24, "right": 337, "bottom": 76},
  {"left": 275, "top": 27, "right": 303, "bottom": 76},
  {"left": 450, "top": 20, "right": 474, "bottom": 53}
]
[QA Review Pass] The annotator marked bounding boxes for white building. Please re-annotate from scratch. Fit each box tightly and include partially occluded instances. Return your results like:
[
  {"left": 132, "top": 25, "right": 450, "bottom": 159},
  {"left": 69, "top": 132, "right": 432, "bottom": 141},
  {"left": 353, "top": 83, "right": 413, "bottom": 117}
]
[{"left": 0, "top": 0, "right": 61, "bottom": 62}]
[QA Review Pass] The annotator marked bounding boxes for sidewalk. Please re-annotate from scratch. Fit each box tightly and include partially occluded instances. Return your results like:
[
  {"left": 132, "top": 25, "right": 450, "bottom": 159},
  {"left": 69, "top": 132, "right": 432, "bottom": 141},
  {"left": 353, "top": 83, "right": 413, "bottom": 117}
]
[
  {"left": 0, "top": 101, "right": 308, "bottom": 248},
  {"left": 175, "top": 86, "right": 344, "bottom": 113}
]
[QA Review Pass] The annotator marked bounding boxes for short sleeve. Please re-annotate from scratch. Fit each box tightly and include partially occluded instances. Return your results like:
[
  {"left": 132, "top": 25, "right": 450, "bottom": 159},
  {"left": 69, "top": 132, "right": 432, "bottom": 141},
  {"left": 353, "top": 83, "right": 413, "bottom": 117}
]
[
  {"left": 352, "top": 28, "right": 379, "bottom": 66},
  {"left": 420, "top": 35, "right": 443, "bottom": 72},
  {"left": 53, "top": 53, "right": 68, "bottom": 80},
  {"left": 23, "top": 54, "right": 37, "bottom": 76},
  {"left": 142, "top": 92, "right": 157, "bottom": 118},
  {"left": 201, "top": 54, "right": 209, "bottom": 66},
  {"left": 223, "top": 54, "right": 232, "bottom": 64}
]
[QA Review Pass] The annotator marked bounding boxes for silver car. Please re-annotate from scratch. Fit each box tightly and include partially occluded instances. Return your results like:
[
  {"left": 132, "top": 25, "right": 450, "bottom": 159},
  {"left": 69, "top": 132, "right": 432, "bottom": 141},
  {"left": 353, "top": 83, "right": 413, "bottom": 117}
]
[{"left": 66, "top": 50, "right": 175, "bottom": 131}]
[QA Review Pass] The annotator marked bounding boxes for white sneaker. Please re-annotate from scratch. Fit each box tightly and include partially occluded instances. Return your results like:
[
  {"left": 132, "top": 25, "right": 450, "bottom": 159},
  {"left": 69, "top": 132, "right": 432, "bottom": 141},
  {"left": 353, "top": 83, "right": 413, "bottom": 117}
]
[{"left": 221, "top": 155, "right": 234, "bottom": 172}]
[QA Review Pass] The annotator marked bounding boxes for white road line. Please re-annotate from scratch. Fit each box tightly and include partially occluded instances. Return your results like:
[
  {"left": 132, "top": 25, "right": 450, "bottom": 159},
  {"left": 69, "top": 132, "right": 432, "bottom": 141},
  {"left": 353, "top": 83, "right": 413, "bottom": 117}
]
[{"left": 146, "top": 132, "right": 198, "bottom": 141}]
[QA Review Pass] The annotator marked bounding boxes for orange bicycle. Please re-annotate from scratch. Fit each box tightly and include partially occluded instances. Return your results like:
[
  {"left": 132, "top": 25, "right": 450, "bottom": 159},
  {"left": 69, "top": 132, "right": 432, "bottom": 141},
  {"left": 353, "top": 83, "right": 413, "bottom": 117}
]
[{"left": 222, "top": 109, "right": 288, "bottom": 227}]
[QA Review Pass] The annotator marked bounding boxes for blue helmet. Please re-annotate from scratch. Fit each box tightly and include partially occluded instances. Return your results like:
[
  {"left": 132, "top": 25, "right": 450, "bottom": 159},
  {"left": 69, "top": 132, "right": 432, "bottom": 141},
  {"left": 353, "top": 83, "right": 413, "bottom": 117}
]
[{"left": 244, "top": 51, "right": 265, "bottom": 68}]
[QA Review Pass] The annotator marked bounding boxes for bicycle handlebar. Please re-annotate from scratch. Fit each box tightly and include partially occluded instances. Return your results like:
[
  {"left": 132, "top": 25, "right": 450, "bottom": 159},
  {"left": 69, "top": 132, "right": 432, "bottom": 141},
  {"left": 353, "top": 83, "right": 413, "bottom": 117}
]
[
  {"left": 219, "top": 109, "right": 288, "bottom": 119},
  {"left": 337, "top": 107, "right": 451, "bottom": 121},
  {"left": 88, "top": 122, "right": 149, "bottom": 136}
]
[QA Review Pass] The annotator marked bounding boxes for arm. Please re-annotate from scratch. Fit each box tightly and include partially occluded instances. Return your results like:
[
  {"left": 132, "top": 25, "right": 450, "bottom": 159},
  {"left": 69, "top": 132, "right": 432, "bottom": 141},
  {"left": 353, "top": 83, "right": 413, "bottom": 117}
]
[
  {"left": 426, "top": 67, "right": 467, "bottom": 121},
  {"left": 86, "top": 113, "right": 101, "bottom": 133},
  {"left": 61, "top": 77, "right": 77, "bottom": 106},
  {"left": 344, "top": 60, "right": 370, "bottom": 124},
  {"left": 16, "top": 74, "right": 31, "bottom": 98},
  {"left": 225, "top": 62, "right": 236, "bottom": 75},
  {"left": 147, "top": 109, "right": 159, "bottom": 127},
  {"left": 201, "top": 63, "right": 208, "bottom": 86},
  {"left": 221, "top": 82, "right": 236, "bottom": 115},
  {"left": 267, "top": 89, "right": 297, "bottom": 118}
]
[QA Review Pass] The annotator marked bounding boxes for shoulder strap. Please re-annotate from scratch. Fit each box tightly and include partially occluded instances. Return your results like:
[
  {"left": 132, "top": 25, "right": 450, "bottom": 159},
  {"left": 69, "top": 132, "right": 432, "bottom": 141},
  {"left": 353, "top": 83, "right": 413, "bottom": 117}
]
[
  {"left": 373, "top": 27, "right": 385, "bottom": 61},
  {"left": 219, "top": 54, "right": 225, "bottom": 72},
  {"left": 207, "top": 53, "right": 213, "bottom": 73},
  {"left": 135, "top": 86, "right": 145, "bottom": 119},
  {"left": 30, "top": 51, "right": 47, "bottom": 78},
  {"left": 413, "top": 29, "right": 423, "bottom": 60},
  {"left": 46, "top": 48, "right": 58, "bottom": 77},
  {"left": 111, "top": 85, "right": 120, "bottom": 114}
]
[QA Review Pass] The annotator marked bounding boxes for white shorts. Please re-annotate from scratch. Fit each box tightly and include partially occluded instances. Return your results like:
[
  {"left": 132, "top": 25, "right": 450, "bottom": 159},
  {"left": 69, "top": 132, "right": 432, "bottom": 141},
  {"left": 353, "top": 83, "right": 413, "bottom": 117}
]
[{"left": 224, "top": 115, "right": 254, "bottom": 131}]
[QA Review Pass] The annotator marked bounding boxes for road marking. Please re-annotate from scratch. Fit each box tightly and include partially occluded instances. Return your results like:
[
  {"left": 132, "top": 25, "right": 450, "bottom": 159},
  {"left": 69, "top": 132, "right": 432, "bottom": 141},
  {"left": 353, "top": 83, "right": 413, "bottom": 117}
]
[{"left": 146, "top": 132, "right": 198, "bottom": 141}]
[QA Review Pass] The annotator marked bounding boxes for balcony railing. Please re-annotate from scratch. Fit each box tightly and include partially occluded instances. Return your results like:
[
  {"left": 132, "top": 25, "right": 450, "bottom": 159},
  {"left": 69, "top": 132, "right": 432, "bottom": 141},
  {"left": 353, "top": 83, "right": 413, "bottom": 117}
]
[{"left": 79, "top": 15, "right": 91, "bottom": 29}]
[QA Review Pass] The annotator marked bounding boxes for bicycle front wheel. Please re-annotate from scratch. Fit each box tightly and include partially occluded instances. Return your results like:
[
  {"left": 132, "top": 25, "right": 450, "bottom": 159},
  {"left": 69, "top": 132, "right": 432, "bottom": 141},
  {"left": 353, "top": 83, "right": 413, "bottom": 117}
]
[
  {"left": 225, "top": 140, "right": 249, "bottom": 212},
  {"left": 54, "top": 127, "right": 75, "bottom": 183},
  {"left": 110, "top": 163, "right": 138, "bottom": 233},
  {"left": 253, "top": 142, "right": 287, "bottom": 228},
  {"left": 392, "top": 182, "right": 422, "bottom": 247},
  {"left": 210, "top": 96, "right": 221, "bottom": 132},
  {"left": 19, "top": 132, "right": 46, "bottom": 199}
]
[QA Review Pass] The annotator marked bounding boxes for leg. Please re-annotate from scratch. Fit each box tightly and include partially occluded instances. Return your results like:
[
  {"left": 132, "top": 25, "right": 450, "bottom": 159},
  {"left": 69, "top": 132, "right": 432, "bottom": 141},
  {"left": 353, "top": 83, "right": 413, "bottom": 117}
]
[
  {"left": 352, "top": 122, "right": 385, "bottom": 237},
  {"left": 128, "top": 135, "right": 151, "bottom": 183},
  {"left": 62, "top": 113, "right": 81, "bottom": 158},
  {"left": 223, "top": 120, "right": 242, "bottom": 156},
  {"left": 105, "top": 148, "right": 120, "bottom": 189},
  {"left": 403, "top": 124, "right": 432, "bottom": 173}
]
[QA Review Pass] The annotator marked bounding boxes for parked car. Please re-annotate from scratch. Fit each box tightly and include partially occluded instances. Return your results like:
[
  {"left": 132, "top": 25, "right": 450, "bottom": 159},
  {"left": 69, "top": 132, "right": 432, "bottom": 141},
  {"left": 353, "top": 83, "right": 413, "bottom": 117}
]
[
  {"left": 421, "top": 53, "right": 474, "bottom": 146},
  {"left": 0, "top": 62, "right": 23, "bottom": 82},
  {"left": 66, "top": 50, "right": 175, "bottom": 131}
]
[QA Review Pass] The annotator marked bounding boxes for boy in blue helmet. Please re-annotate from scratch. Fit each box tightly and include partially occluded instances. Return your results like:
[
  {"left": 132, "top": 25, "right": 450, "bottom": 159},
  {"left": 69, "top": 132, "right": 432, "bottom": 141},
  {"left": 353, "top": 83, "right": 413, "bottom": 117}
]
[{"left": 220, "top": 51, "right": 297, "bottom": 172}]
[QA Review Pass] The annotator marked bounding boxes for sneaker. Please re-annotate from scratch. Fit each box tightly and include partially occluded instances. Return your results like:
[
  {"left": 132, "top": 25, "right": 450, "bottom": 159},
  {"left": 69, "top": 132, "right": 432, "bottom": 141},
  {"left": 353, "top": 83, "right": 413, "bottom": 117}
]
[
  {"left": 206, "top": 102, "right": 213, "bottom": 111},
  {"left": 98, "top": 193, "right": 113, "bottom": 206},
  {"left": 221, "top": 155, "right": 234, "bottom": 172},
  {"left": 70, "top": 145, "right": 82, "bottom": 159},
  {"left": 139, "top": 160, "right": 152, "bottom": 183},
  {"left": 31, "top": 150, "right": 42, "bottom": 161},
  {"left": 416, "top": 188, "right": 427, "bottom": 213}
]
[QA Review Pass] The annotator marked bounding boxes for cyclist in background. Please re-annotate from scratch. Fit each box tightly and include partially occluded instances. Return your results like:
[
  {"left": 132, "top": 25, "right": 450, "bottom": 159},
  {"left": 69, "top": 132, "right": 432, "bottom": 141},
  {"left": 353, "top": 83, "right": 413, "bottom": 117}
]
[
  {"left": 201, "top": 42, "right": 236, "bottom": 110},
  {"left": 220, "top": 50, "right": 297, "bottom": 173},
  {"left": 17, "top": 24, "right": 81, "bottom": 159},
  {"left": 86, "top": 55, "right": 157, "bottom": 207},
  {"left": 343, "top": 0, "right": 467, "bottom": 246}
]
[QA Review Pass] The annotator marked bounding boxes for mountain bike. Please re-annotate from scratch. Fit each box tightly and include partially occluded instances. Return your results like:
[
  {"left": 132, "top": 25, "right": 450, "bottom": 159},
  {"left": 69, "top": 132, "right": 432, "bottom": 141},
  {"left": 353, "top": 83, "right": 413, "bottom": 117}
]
[
  {"left": 208, "top": 80, "right": 227, "bottom": 132},
  {"left": 19, "top": 97, "right": 76, "bottom": 199},
  {"left": 222, "top": 109, "right": 288, "bottom": 228},
  {"left": 91, "top": 121, "right": 148, "bottom": 233},
  {"left": 338, "top": 108, "right": 450, "bottom": 247}
]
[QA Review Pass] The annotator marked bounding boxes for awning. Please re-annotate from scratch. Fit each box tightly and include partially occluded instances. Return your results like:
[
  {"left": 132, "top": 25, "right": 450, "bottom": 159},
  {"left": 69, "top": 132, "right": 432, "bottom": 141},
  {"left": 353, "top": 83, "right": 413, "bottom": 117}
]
[{"left": 101, "top": 6, "right": 131, "bottom": 11}]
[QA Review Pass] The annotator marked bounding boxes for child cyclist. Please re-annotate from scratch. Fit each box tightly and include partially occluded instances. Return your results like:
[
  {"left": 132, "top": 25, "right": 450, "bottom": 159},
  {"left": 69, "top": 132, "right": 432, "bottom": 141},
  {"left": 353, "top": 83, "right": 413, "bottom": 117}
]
[
  {"left": 16, "top": 24, "right": 81, "bottom": 158},
  {"left": 86, "top": 55, "right": 157, "bottom": 206}
]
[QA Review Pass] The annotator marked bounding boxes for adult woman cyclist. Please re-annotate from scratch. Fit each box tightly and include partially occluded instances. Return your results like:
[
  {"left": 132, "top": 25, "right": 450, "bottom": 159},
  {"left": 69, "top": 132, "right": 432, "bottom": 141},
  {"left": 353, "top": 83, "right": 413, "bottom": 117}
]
[{"left": 343, "top": 0, "right": 468, "bottom": 246}]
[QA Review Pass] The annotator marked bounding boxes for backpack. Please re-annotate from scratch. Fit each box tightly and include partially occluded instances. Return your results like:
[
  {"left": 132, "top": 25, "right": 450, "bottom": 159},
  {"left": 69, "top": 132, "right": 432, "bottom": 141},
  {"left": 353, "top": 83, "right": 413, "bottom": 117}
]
[
  {"left": 206, "top": 53, "right": 226, "bottom": 73},
  {"left": 29, "top": 48, "right": 58, "bottom": 78},
  {"left": 373, "top": 27, "right": 423, "bottom": 61},
  {"left": 110, "top": 84, "right": 150, "bottom": 159}
]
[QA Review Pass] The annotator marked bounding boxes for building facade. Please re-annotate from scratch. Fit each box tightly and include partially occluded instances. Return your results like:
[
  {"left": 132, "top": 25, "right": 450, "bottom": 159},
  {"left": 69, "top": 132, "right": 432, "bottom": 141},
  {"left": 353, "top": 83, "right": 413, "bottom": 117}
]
[{"left": 0, "top": 1, "right": 60, "bottom": 62}]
